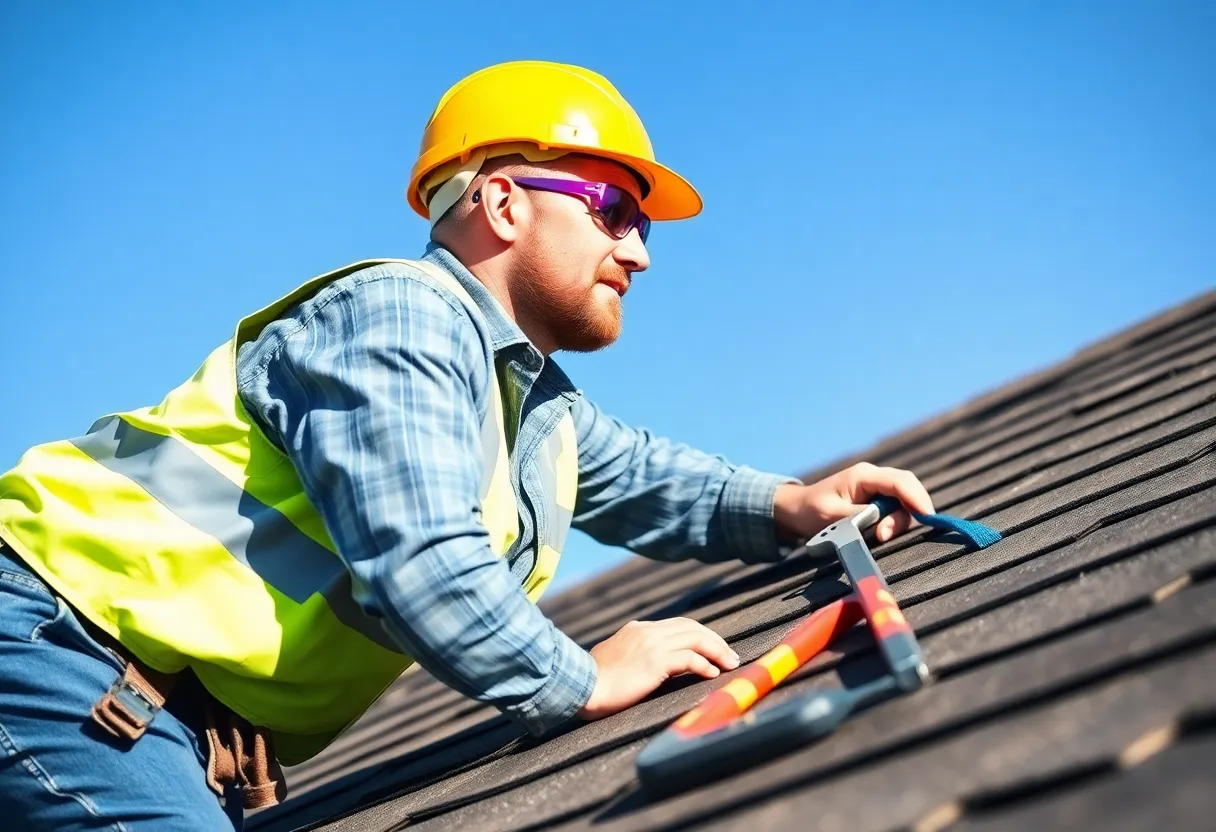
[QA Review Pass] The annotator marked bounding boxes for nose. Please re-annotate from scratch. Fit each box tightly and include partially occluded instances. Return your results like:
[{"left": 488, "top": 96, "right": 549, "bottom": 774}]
[{"left": 613, "top": 226, "right": 650, "bottom": 273}]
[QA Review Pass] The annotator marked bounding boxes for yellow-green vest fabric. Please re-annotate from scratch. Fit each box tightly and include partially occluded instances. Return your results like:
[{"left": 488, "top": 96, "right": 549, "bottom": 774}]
[{"left": 0, "top": 259, "right": 578, "bottom": 764}]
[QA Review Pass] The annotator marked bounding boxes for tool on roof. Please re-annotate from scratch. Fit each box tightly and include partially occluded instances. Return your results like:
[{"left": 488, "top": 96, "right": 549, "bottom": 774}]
[
  {"left": 635, "top": 498, "right": 1001, "bottom": 793},
  {"left": 813, "top": 501, "right": 929, "bottom": 692}
]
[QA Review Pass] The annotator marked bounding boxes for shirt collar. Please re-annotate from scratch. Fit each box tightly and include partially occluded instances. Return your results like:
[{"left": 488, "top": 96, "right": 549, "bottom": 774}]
[
  {"left": 421, "top": 243, "right": 581, "bottom": 401},
  {"left": 422, "top": 243, "right": 531, "bottom": 354}
]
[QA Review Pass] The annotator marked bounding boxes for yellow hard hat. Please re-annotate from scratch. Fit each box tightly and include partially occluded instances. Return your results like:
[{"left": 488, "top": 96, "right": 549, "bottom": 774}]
[{"left": 408, "top": 60, "right": 703, "bottom": 223}]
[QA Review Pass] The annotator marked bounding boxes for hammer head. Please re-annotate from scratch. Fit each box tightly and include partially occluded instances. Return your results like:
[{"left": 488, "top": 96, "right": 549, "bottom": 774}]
[{"left": 805, "top": 503, "right": 929, "bottom": 691}]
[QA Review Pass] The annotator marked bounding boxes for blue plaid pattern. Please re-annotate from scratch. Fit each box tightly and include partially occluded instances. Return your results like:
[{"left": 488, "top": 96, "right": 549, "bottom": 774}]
[{"left": 235, "top": 244, "right": 796, "bottom": 734}]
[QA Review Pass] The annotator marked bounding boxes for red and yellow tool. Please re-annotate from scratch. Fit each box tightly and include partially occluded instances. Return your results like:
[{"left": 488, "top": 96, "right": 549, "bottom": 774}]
[{"left": 670, "top": 595, "right": 864, "bottom": 737}]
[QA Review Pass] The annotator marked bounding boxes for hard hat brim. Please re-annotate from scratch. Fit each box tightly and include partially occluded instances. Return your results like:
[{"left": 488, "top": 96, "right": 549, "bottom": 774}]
[{"left": 591, "top": 151, "right": 703, "bottom": 222}]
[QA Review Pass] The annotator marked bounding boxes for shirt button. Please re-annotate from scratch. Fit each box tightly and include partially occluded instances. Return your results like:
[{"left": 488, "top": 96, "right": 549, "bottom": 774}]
[{"left": 524, "top": 352, "right": 543, "bottom": 371}]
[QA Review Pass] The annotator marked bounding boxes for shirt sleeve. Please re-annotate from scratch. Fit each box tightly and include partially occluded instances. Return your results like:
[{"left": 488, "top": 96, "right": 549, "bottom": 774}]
[
  {"left": 570, "top": 396, "right": 799, "bottom": 564},
  {"left": 237, "top": 269, "right": 595, "bottom": 735}
]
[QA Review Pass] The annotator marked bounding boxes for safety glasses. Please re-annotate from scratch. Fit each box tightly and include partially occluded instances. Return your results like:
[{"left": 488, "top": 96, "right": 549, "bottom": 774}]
[{"left": 509, "top": 176, "right": 651, "bottom": 243}]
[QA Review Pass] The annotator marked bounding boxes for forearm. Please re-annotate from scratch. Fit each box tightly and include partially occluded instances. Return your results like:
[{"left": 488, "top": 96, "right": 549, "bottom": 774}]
[
  {"left": 571, "top": 398, "right": 798, "bottom": 563},
  {"left": 355, "top": 528, "right": 596, "bottom": 734}
]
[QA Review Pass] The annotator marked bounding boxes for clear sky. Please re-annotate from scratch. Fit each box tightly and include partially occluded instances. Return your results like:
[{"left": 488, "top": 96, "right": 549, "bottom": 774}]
[{"left": 2, "top": 2, "right": 1213, "bottom": 589}]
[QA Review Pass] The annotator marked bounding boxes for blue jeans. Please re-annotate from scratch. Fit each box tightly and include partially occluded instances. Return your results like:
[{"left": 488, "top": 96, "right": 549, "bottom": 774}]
[{"left": 0, "top": 544, "right": 241, "bottom": 830}]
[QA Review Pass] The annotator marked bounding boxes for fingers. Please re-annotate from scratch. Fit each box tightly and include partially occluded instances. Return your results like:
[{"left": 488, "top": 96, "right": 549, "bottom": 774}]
[
  {"left": 666, "top": 649, "right": 721, "bottom": 680},
  {"left": 649, "top": 618, "right": 739, "bottom": 670},
  {"left": 875, "top": 509, "right": 913, "bottom": 543},
  {"left": 850, "top": 463, "right": 935, "bottom": 517}
]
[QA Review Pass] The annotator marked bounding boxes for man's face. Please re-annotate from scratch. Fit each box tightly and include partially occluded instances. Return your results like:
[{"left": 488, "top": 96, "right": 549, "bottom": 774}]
[{"left": 510, "top": 156, "right": 651, "bottom": 353}]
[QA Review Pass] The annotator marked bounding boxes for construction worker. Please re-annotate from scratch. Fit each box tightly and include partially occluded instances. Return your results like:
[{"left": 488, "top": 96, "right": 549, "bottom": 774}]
[{"left": 0, "top": 60, "right": 935, "bottom": 830}]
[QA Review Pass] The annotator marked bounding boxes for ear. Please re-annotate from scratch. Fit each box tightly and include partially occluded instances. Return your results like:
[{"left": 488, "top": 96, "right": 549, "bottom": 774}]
[{"left": 477, "top": 172, "right": 526, "bottom": 244}]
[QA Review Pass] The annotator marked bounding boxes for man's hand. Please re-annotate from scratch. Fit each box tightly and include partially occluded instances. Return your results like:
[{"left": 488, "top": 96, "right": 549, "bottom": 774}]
[
  {"left": 773, "top": 462, "right": 935, "bottom": 545},
  {"left": 577, "top": 618, "right": 740, "bottom": 721}
]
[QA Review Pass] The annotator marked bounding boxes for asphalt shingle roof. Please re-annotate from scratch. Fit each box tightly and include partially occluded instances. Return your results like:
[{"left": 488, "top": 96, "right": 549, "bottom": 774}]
[{"left": 251, "top": 290, "right": 1216, "bottom": 832}]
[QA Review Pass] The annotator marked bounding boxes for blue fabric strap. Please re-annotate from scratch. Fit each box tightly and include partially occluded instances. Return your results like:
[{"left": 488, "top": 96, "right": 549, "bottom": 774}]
[{"left": 870, "top": 496, "right": 1002, "bottom": 549}]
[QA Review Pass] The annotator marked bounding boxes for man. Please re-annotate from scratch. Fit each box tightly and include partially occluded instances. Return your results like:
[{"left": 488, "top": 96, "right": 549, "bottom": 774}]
[{"left": 0, "top": 61, "right": 934, "bottom": 830}]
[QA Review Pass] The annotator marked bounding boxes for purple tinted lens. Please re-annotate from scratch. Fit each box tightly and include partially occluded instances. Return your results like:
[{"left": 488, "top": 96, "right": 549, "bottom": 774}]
[
  {"left": 637, "top": 214, "right": 651, "bottom": 243},
  {"left": 593, "top": 185, "right": 648, "bottom": 242}
]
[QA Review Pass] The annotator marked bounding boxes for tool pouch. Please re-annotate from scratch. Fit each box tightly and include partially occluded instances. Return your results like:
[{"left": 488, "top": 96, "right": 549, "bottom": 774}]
[
  {"left": 204, "top": 696, "right": 287, "bottom": 809},
  {"left": 85, "top": 624, "right": 286, "bottom": 809}
]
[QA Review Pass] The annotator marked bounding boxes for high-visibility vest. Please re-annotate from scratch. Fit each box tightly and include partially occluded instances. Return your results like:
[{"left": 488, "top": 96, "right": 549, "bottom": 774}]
[{"left": 0, "top": 259, "right": 578, "bottom": 764}]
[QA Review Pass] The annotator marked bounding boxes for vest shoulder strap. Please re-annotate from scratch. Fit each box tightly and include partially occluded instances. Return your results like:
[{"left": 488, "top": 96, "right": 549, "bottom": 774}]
[{"left": 237, "top": 258, "right": 492, "bottom": 344}]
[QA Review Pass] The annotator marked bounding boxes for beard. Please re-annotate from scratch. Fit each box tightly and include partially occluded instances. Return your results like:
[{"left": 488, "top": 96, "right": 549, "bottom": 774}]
[{"left": 513, "top": 256, "right": 626, "bottom": 354}]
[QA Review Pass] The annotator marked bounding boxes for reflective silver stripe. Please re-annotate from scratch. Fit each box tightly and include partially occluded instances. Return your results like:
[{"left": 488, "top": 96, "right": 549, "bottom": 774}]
[
  {"left": 535, "top": 429, "right": 573, "bottom": 553},
  {"left": 71, "top": 416, "right": 403, "bottom": 654},
  {"left": 551, "top": 504, "right": 573, "bottom": 553},
  {"left": 479, "top": 376, "right": 506, "bottom": 499},
  {"left": 318, "top": 570, "right": 403, "bottom": 653}
]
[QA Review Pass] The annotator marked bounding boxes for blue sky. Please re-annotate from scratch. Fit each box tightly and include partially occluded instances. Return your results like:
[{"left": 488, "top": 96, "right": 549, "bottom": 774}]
[{"left": 2, "top": 2, "right": 1213, "bottom": 589}]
